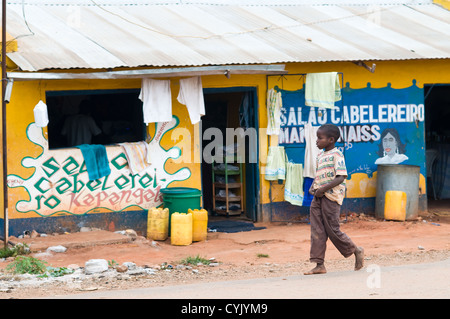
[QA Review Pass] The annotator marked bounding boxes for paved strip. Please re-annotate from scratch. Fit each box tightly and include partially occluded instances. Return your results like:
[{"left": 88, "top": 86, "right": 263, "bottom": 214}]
[{"left": 46, "top": 258, "right": 450, "bottom": 299}]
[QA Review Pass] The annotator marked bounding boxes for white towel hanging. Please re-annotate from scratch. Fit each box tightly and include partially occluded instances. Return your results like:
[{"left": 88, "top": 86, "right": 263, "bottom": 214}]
[{"left": 139, "top": 78, "right": 172, "bottom": 124}]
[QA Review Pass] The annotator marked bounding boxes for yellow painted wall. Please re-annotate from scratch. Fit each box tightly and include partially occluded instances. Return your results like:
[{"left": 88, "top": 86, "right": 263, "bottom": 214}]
[
  {"left": 263, "top": 59, "right": 450, "bottom": 211},
  {"left": 433, "top": 0, "right": 450, "bottom": 10},
  {"left": 3, "top": 73, "right": 267, "bottom": 221}
]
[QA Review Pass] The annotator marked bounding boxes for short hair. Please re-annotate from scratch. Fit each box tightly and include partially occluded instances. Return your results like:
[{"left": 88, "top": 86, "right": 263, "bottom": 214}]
[{"left": 318, "top": 124, "right": 340, "bottom": 141}]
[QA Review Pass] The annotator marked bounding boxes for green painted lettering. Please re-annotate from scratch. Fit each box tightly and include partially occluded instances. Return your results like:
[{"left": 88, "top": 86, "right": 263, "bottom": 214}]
[
  {"left": 72, "top": 174, "right": 85, "bottom": 193},
  {"left": 35, "top": 195, "right": 45, "bottom": 210},
  {"left": 55, "top": 177, "right": 72, "bottom": 194},
  {"left": 139, "top": 173, "right": 153, "bottom": 189},
  {"left": 114, "top": 175, "right": 130, "bottom": 190},
  {"left": 62, "top": 156, "right": 80, "bottom": 175},
  {"left": 102, "top": 174, "right": 113, "bottom": 191},
  {"left": 44, "top": 195, "right": 61, "bottom": 209},
  {"left": 87, "top": 179, "right": 102, "bottom": 192},
  {"left": 42, "top": 157, "right": 60, "bottom": 178},
  {"left": 34, "top": 177, "right": 50, "bottom": 194}
]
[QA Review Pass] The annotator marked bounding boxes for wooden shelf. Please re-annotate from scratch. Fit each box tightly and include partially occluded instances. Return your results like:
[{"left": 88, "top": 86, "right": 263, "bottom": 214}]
[
  {"left": 215, "top": 196, "right": 242, "bottom": 202},
  {"left": 214, "top": 182, "right": 241, "bottom": 188},
  {"left": 213, "top": 170, "right": 241, "bottom": 175},
  {"left": 214, "top": 209, "right": 242, "bottom": 216},
  {"left": 212, "top": 158, "right": 243, "bottom": 216}
]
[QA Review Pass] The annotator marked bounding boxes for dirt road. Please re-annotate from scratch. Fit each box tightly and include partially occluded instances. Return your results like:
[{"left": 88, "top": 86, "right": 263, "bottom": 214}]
[
  {"left": 1, "top": 211, "right": 449, "bottom": 299},
  {"left": 48, "top": 258, "right": 450, "bottom": 299}
]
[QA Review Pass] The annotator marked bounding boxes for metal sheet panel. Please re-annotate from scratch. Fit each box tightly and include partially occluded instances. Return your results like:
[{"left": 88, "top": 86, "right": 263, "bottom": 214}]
[{"left": 4, "top": 1, "right": 450, "bottom": 71}]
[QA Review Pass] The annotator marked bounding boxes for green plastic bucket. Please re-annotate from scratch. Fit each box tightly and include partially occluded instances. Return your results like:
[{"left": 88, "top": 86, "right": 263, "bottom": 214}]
[{"left": 160, "top": 187, "right": 202, "bottom": 234}]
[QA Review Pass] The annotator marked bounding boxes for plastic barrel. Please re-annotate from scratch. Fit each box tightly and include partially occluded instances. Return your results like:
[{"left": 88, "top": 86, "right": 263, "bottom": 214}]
[
  {"left": 170, "top": 212, "right": 193, "bottom": 246},
  {"left": 375, "top": 164, "right": 420, "bottom": 220},
  {"left": 188, "top": 208, "right": 208, "bottom": 242},
  {"left": 384, "top": 191, "right": 407, "bottom": 221},
  {"left": 160, "top": 187, "right": 201, "bottom": 234},
  {"left": 147, "top": 207, "right": 169, "bottom": 240}
]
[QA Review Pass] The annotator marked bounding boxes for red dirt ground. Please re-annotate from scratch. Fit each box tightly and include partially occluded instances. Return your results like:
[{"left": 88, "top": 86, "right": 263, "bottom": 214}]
[{"left": 3, "top": 201, "right": 449, "bottom": 271}]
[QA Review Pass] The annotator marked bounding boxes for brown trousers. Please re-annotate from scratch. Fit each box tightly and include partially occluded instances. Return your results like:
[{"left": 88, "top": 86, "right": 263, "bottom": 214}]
[{"left": 309, "top": 195, "right": 356, "bottom": 263}]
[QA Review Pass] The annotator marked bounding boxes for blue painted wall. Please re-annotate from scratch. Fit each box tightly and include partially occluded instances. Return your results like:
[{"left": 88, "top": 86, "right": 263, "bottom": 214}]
[{"left": 269, "top": 81, "right": 426, "bottom": 221}]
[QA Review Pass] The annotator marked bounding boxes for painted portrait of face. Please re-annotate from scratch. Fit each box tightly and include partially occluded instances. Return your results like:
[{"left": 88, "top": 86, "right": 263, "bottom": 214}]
[
  {"left": 375, "top": 128, "right": 408, "bottom": 165},
  {"left": 382, "top": 132, "right": 397, "bottom": 156}
]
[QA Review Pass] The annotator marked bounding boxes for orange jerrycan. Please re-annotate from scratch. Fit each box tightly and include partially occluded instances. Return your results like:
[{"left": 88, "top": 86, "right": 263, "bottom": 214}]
[
  {"left": 147, "top": 207, "right": 169, "bottom": 240},
  {"left": 171, "top": 212, "right": 193, "bottom": 246},
  {"left": 188, "top": 208, "right": 208, "bottom": 242},
  {"left": 384, "top": 191, "right": 407, "bottom": 221}
]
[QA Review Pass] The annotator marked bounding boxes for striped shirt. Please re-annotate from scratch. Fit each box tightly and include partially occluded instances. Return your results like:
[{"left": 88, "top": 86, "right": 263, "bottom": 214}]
[{"left": 312, "top": 147, "right": 347, "bottom": 205}]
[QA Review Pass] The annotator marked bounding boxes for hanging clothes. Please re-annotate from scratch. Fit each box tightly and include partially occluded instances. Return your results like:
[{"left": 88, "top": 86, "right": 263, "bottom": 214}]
[
  {"left": 265, "top": 146, "right": 286, "bottom": 181},
  {"left": 284, "top": 162, "right": 304, "bottom": 206},
  {"left": 304, "top": 122, "right": 321, "bottom": 178},
  {"left": 267, "top": 88, "right": 282, "bottom": 135},
  {"left": 305, "top": 72, "right": 341, "bottom": 109},
  {"left": 76, "top": 144, "right": 111, "bottom": 181},
  {"left": 120, "top": 141, "right": 151, "bottom": 175},
  {"left": 177, "top": 76, "right": 205, "bottom": 124},
  {"left": 302, "top": 177, "right": 315, "bottom": 207},
  {"left": 139, "top": 78, "right": 172, "bottom": 124}
]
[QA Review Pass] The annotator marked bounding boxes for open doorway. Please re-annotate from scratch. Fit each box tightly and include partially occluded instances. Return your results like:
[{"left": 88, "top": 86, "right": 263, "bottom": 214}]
[
  {"left": 424, "top": 84, "right": 450, "bottom": 211},
  {"left": 201, "top": 87, "right": 259, "bottom": 221}
]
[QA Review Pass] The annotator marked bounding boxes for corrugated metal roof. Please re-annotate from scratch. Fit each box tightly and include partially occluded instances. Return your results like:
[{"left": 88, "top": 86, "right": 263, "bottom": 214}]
[{"left": 4, "top": 0, "right": 450, "bottom": 71}]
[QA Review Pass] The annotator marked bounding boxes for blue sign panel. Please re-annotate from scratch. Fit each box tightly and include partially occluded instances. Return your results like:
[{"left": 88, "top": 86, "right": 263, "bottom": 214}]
[{"left": 277, "top": 81, "right": 425, "bottom": 199}]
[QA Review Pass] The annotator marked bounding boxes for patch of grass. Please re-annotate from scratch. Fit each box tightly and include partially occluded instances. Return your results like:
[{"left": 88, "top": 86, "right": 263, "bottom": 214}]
[
  {"left": 39, "top": 266, "right": 74, "bottom": 278},
  {"left": 0, "top": 247, "right": 17, "bottom": 259},
  {"left": 257, "top": 253, "right": 269, "bottom": 258},
  {"left": 0, "top": 243, "right": 30, "bottom": 258},
  {"left": 5, "top": 255, "right": 74, "bottom": 278},
  {"left": 6, "top": 256, "right": 48, "bottom": 275},
  {"left": 179, "top": 255, "right": 211, "bottom": 266}
]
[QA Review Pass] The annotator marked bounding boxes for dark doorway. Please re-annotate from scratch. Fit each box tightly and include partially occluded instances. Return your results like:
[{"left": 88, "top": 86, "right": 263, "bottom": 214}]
[
  {"left": 424, "top": 84, "right": 450, "bottom": 203},
  {"left": 201, "top": 87, "right": 259, "bottom": 221}
]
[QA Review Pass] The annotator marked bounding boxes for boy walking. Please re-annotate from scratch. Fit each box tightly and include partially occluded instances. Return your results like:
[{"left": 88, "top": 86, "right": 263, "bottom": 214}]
[{"left": 305, "top": 124, "right": 364, "bottom": 275}]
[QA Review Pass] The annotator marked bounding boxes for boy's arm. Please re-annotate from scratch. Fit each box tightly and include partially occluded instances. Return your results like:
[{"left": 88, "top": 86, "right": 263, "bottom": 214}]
[
  {"left": 309, "top": 183, "right": 316, "bottom": 195},
  {"left": 314, "top": 175, "right": 346, "bottom": 197}
]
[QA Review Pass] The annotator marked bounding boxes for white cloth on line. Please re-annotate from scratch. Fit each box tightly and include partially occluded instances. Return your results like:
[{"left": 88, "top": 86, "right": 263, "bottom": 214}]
[
  {"left": 139, "top": 78, "right": 172, "bottom": 124},
  {"left": 266, "top": 88, "right": 282, "bottom": 135},
  {"left": 303, "top": 123, "right": 321, "bottom": 178},
  {"left": 177, "top": 76, "right": 205, "bottom": 124},
  {"left": 264, "top": 146, "right": 286, "bottom": 181},
  {"left": 119, "top": 141, "right": 151, "bottom": 175},
  {"left": 305, "top": 72, "right": 341, "bottom": 109},
  {"left": 284, "top": 162, "right": 304, "bottom": 206}
]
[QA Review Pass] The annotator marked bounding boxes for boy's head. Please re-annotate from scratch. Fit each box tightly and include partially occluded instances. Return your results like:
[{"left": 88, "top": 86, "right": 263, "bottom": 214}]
[
  {"left": 318, "top": 124, "right": 340, "bottom": 141},
  {"left": 316, "top": 124, "right": 340, "bottom": 150}
]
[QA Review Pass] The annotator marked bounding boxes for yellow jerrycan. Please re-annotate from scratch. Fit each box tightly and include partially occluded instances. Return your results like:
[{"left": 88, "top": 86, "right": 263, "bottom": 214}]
[
  {"left": 188, "top": 208, "right": 208, "bottom": 242},
  {"left": 171, "top": 212, "right": 193, "bottom": 245},
  {"left": 147, "top": 207, "right": 169, "bottom": 241},
  {"left": 384, "top": 190, "right": 407, "bottom": 221}
]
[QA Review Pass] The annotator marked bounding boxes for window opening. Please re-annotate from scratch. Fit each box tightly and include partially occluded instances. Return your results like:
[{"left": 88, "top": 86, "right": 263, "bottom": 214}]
[{"left": 46, "top": 89, "right": 145, "bottom": 149}]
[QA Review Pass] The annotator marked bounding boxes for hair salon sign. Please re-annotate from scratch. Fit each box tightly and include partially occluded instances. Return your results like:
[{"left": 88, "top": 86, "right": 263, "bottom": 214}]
[
  {"left": 7, "top": 118, "right": 190, "bottom": 217},
  {"left": 277, "top": 81, "right": 425, "bottom": 197}
]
